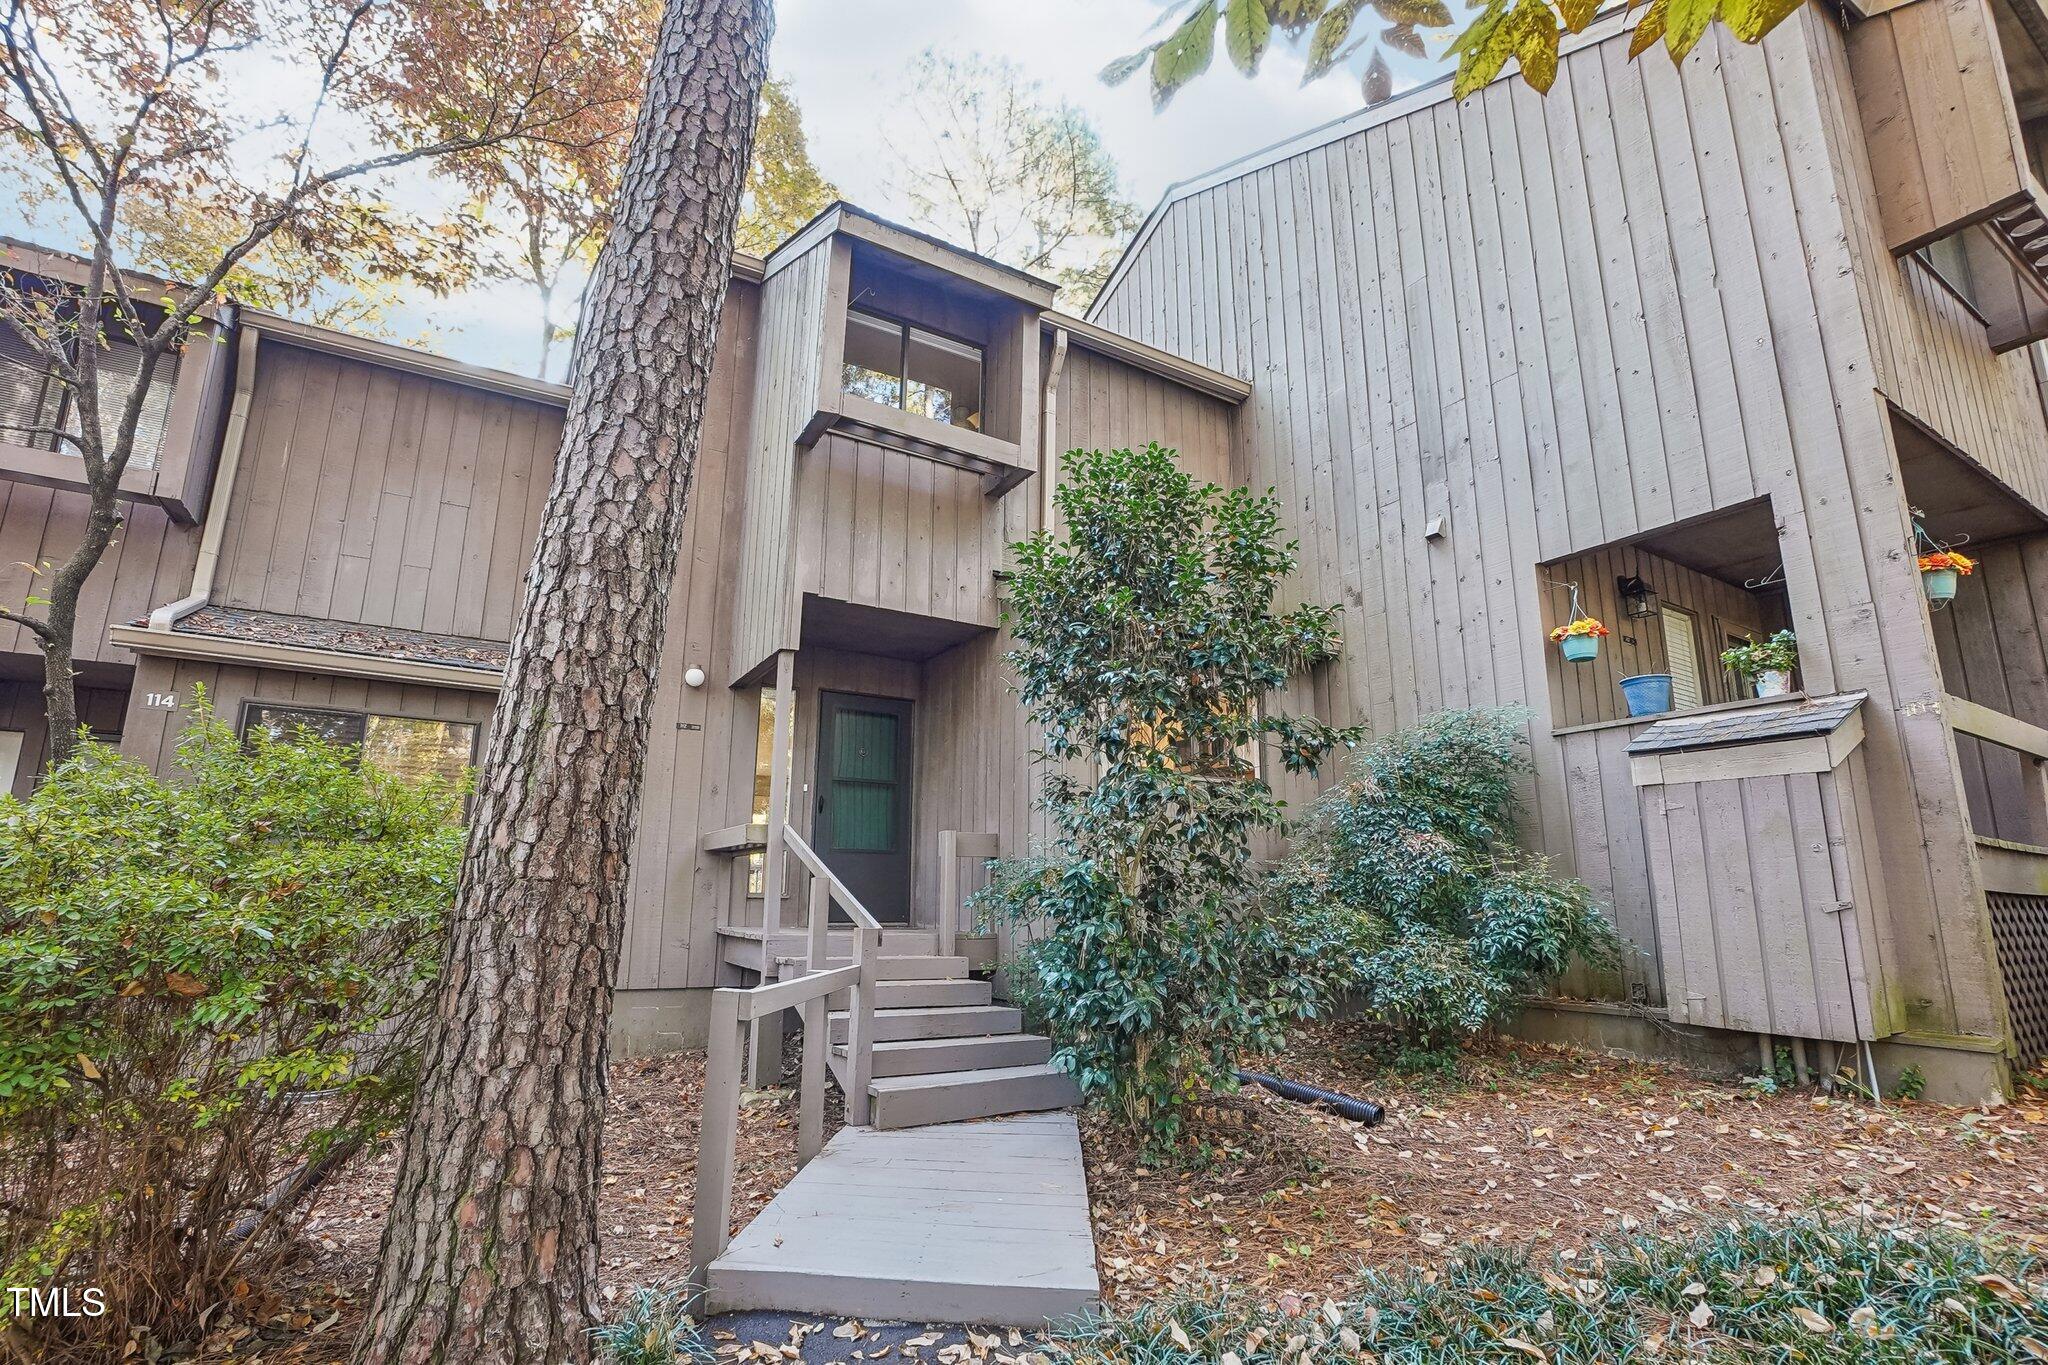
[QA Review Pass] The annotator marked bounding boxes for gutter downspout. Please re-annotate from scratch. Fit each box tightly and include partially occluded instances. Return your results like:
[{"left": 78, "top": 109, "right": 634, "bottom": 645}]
[
  {"left": 149, "top": 320, "right": 258, "bottom": 630},
  {"left": 1041, "top": 326, "right": 1069, "bottom": 534}
]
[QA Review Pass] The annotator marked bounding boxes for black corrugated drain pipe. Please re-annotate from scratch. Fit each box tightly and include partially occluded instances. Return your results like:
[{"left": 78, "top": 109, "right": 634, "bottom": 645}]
[{"left": 1237, "top": 1069, "right": 1386, "bottom": 1125}]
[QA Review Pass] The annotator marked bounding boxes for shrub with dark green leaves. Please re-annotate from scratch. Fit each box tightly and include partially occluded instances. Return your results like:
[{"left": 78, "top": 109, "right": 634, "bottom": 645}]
[
  {"left": 1054, "top": 1216, "right": 2048, "bottom": 1363},
  {"left": 1287, "top": 707, "right": 1619, "bottom": 1048},
  {"left": 0, "top": 698, "right": 462, "bottom": 1362},
  {"left": 977, "top": 443, "right": 1361, "bottom": 1145}
]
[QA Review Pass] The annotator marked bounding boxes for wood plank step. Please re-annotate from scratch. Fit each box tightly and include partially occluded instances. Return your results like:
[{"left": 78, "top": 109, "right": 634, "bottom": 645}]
[
  {"left": 834, "top": 1032, "right": 1052, "bottom": 1078},
  {"left": 829, "top": 1004, "right": 1022, "bottom": 1044},
  {"left": 869, "top": 978, "right": 991, "bottom": 1009},
  {"left": 867, "top": 1063, "right": 1082, "bottom": 1130}
]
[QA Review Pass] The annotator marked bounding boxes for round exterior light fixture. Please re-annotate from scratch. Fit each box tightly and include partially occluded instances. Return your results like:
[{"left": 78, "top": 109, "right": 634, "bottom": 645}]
[{"left": 684, "top": 666, "right": 707, "bottom": 689}]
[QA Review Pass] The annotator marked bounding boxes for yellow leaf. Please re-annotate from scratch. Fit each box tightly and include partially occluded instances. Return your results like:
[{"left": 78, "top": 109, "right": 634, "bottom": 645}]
[
  {"left": 1558, "top": 0, "right": 1599, "bottom": 31},
  {"left": 1722, "top": 0, "right": 1803, "bottom": 43},
  {"left": 1630, "top": 0, "right": 1669, "bottom": 57},
  {"left": 76, "top": 1053, "right": 100, "bottom": 1080},
  {"left": 1664, "top": 0, "right": 1718, "bottom": 60},
  {"left": 2018, "top": 1338, "right": 2048, "bottom": 1359},
  {"left": 165, "top": 971, "right": 208, "bottom": 997}
]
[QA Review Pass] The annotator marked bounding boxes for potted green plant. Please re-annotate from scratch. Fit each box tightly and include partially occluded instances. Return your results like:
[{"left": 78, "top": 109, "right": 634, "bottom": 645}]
[
  {"left": 1721, "top": 629, "right": 1798, "bottom": 699},
  {"left": 1550, "top": 615, "right": 1608, "bottom": 663}
]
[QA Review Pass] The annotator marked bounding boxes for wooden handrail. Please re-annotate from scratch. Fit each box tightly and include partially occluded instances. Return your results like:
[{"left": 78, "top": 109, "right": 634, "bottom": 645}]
[
  {"left": 781, "top": 824, "right": 884, "bottom": 930},
  {"left": 690, "top": 826, "right": 883, "bottom": 1299},
  {"left": 1947, "top": 693, "right": 2048, "bottom": 761}
]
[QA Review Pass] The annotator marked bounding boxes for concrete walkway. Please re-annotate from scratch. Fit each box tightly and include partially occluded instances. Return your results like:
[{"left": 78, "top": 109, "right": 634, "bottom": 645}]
[{"left": 705, "top": 1112, "right": 1100, "bottom": 1326}]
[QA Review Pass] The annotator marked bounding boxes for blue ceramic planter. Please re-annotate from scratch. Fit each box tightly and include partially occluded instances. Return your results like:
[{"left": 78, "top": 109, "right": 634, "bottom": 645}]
[
  {"left": 1922, "top": 567, "right": 1958, "bottom": 602},
  {"left": 1619, "top": 673, "right": 1673, "bottom": 717},
  {"left": 1559, "top": 633, "right": 1600, "bottom": 663}
]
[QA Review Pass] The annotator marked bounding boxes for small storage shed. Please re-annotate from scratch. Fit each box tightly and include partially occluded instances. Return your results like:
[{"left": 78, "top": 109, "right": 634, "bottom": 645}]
[{"left": 1627, "top": 694, "right": 1903, "bottom": 1045}]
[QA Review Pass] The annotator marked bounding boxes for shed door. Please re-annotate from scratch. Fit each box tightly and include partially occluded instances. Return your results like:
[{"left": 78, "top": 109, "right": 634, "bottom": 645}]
[{"left": 815, "top": 692, "right": 913, "bottom": 924}]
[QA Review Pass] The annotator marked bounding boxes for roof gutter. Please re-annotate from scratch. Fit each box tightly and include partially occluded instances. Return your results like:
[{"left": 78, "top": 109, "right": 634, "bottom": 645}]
[{"left": 148, "top": 320, "right": 258, "bottom": 630}]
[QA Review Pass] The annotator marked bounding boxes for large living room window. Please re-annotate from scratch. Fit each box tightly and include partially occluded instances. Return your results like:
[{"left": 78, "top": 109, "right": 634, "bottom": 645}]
[
  {"left": 841, "top": 307, "right": 983, "bottom": 430},
  {"left": 0, "top": 320, "right": 179, "bottom": 469},
  {"left": 241, "top": 703, "right": 478, "bottom": 789}
]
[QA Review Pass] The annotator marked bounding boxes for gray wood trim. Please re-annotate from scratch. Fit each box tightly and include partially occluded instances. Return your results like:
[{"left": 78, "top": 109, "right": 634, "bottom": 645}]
[
  {"left": 1043, "top": 312, "right": 1252, "bottom": 402},
  {"left": 1629, "top": 711, "right": 1866, "bottom": 786},
  {"left": 108, "top": 622, "right": 503, "bottom": 691},
  {"left": 245, "top": 313, "right": 571, "bottom": 405}
]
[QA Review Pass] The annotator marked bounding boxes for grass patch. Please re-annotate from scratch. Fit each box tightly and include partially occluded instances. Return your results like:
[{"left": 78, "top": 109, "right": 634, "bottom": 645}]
[{"left": 1053, "top": 1215, "right": 2046, "bottom": 1362}]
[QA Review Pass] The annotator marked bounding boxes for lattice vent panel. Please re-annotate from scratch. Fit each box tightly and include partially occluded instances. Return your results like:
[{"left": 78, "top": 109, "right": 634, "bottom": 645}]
[{"left": 1987, "top": 892, "right": 2048, "bottom": 1069}]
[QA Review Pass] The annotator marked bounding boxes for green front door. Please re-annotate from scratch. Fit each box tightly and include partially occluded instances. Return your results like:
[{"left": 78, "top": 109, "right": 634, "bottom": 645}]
[{"left": 815, "top": 692, "right": 913, "bottom": 924}]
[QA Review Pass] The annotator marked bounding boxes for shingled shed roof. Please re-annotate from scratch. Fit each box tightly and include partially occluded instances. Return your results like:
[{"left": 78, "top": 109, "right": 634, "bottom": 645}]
[
  {"left": 160, "top": 606, "right": 508, "bottom": 674},
  {"left": 1626, "top": 692, "right": 1869, "bottom": 756}
]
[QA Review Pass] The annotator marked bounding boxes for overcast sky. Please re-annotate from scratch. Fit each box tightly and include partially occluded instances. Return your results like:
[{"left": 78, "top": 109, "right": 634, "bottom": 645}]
[{"left": 415, "top": 0, "right": 1453, "bottom": 378}]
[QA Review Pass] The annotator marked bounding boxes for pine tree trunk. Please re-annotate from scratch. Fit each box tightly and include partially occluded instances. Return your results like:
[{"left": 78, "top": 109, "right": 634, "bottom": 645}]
[{"left": 353, "top": 2, "right": 772, "bottom": 1361}]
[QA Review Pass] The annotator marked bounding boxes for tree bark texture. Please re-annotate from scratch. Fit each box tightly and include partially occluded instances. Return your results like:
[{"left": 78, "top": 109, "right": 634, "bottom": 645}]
[{"left": 353, "top": 2, "right": 773, "bottom": 1360}]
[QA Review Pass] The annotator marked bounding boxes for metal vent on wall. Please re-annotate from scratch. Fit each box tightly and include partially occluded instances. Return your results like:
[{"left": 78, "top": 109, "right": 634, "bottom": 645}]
[{"left": 1987, "top": 891, "right": 2048, "bottom": 1068}]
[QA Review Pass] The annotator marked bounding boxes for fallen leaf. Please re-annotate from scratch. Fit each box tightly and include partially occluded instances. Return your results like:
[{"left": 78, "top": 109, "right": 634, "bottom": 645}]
[
  {"left": 1687, "top": 1301, "right": 1713, "bottom": 1328},
  {"left": 1789, "top": 1306, "right": 1833, "bottom": 1334}
]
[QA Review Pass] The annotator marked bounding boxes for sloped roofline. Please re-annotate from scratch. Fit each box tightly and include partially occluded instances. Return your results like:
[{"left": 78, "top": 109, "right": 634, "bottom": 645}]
[{"left": 1086, "top": 4, "right": 1642, "bottom": 321}]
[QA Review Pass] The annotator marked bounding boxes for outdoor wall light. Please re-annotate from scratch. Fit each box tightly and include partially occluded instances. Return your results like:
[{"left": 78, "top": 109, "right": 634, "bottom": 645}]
[
  {"left": 684, "top": 666, "right": 707, "bottom": 688},
  {"left": 1617, "top": 575, "right": 1659, "bottom": 619}
]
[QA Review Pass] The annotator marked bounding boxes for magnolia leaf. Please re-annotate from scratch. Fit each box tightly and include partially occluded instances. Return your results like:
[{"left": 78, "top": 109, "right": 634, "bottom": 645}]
[
  {"left": 1363, "top": 48, "right": 1395, "bottom": 102},
  {"left": 1153, "top": 1, "right": 1222, "bottom": 108},
  {"left": 1687, "top": 1300, "right": 1713, "bottom": 1328},
  {"left": 1664, "top": 0, "right": 1719, "bottom": 60},
  {"left": 1383, "top": 22, "right": 1426, "bottom": 56},
  {"left": 1500, "top": 1339, "right": 1548, "bottom": 1362},
  {"left": 1511, "top": 1, "right": 1562, "bottom": 94},
  {"left": 1305, "top": 0, "right": 1367, "bottom": 80},
  {"left": 1374, "top": 0, "right": 1452, "bottom": 26},
  {"left": 1168, "top": 1321, "right": 1194, "bottom": 1350},
  {"left": 1100, "top": 48, "right": 1156, "bottom": 86},
  {"left": 1225, "top": 0, "right": 1274, "bottom": 75},
  {"left": 1558, "top": 0, "right": 1600, "bottom": 31},
  {"left": 2018, "top": 1339, "right": 2048, "bottom": 1360},
  {"left": 1974, "top": 1273, "right": 2029, "bottom": 1305},
  {"left": 1630, "top": 0, "right": 1670, "bottom": 57}
]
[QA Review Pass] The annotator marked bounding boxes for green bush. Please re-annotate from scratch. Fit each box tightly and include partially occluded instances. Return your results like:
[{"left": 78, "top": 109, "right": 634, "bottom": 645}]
[
  {"left": 0, "top": 699, "right": 462, "bottom": 1361},
  {"left": 977, "top": 443, "right": 1361, "bottom": 1145},
  {"left": 1286, "top": 708, "right": 1619, "bottom": 1048},
  {"left": 590, "top": 1286, "right": 714, "bottom": 1364},
  {"left": 1054, "top": 1216, "right": 2047, "bottom": 1363}
]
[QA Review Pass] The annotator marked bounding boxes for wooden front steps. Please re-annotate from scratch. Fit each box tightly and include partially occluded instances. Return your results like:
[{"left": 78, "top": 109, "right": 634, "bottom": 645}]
[{"left": 825, "top": 957, "right": 1079, "bottom": 1131}]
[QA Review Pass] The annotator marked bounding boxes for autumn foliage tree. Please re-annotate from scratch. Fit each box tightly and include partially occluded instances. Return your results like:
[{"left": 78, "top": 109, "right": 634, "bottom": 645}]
[
  {"left": 0, "top": 0, "right": 627, "bottom": 760},
  {"left": 736, "top": 76, "right": 840, "bottom": 256},
  {"left": 1107, "top": 0, "right": 1807, "bottom": 108}
]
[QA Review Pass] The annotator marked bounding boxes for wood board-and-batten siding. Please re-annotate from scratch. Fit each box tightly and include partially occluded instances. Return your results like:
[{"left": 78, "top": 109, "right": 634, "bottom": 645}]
[
  {"left": 211, "top": 337, "right": 566, "bottom": 642},
  {"left": 1931, "top": 532, "right": 2048, "bottom": 846},
  {"left": 731, "top": 241, "right": 832, "bottom": 684},
  {"left": 1091, "top": 10, "right": 2020, "bottom": 1042},
  {"left": 0, "top": 486, "right": 196, "bottom": 668}
]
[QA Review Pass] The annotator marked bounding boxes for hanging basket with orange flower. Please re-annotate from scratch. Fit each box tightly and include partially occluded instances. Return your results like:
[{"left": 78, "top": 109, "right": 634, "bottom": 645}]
[
  {"left": 1917, "top": 549, "right": 1975, "bottom": 604},
  {"left": 1549, "top": 616, "right": 1609, "bottom": 663}
]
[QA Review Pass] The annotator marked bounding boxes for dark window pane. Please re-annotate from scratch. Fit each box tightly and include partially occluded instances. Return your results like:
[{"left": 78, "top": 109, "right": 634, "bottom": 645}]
[
  {"left": 361, "top": 715, "right": 476, "bottom": 788},
  {"left": 842, "top": 310, "right": 903, "bottom": 407},
  {"left": 904, "top": 327, "right": 982, "bottom": 429},
  {"left": 89, "top": 340, "right": 178, "bottom": 471},
  {"left": 245, "top": 705, "right": 366, "bottom": 747}
]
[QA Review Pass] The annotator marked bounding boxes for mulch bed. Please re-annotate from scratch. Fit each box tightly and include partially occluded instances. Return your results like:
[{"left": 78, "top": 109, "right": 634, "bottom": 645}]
[
  {"left": 1084, "top": 1024, "right": 2048, "bottom": 1306},
  {"left": 186, "top": 1028, "right": 2047, "bottom": 1359}
]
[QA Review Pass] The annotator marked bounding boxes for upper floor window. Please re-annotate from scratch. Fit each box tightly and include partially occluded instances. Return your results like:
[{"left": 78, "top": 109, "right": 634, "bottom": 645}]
[
  {"left": 1914, "top": 233, "right": 1983, "bottom": 314},
  {"left": 841, "top": 307, "right": 983, "bottom": 430},
  {"left": 241, "top": 702, "right": 478, "bottom": 792},
  {"left": 0, "top": 321, "right": 178, "bottom": 470}
]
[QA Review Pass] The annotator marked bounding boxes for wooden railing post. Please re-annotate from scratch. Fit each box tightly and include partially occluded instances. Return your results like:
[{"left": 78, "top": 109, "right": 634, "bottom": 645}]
[
  {"left": 798, "top": 877, "right": 830, "bottom": 1165},
  {"left": 938, "top": 829, "right": 959, "bottom": 958},
  {"left": 759, "top": 650, "right": 797, "bottom": 934},
  {"left": 845, "top": 924, "right": 879, "bottom": 1127},
  {"left": 688, "top": 987, "right": 747, "bottom": 1295}
]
